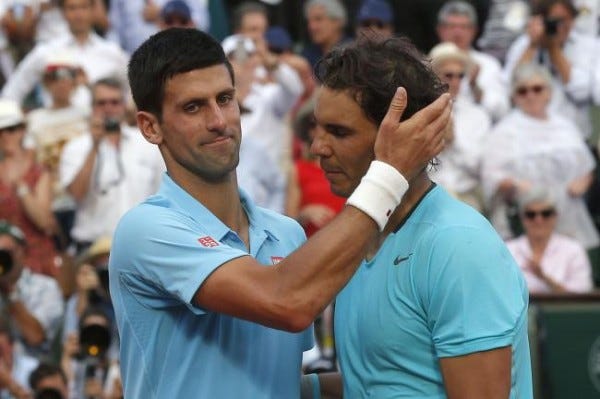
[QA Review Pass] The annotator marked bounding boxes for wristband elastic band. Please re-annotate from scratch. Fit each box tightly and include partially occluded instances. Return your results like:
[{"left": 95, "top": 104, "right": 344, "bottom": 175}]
[{"left": 346, "top": 160, "right": 408, "bottom": 231}]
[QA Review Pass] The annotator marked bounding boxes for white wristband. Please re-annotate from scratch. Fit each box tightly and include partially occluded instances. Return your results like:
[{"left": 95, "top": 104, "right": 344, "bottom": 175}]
[{"left": 346, "top": 160, "right": 408, "bottom": 231}]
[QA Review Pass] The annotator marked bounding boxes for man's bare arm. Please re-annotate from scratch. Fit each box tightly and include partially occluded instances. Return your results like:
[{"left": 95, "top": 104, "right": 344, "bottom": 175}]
[{"left": 440, "top": 346, "right": 512, "bottom": 399}]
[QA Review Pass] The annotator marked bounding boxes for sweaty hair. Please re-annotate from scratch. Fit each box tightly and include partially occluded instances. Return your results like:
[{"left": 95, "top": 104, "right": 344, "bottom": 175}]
[
  {"left": 128, "top": 28, "right": 234, "bottom": 120},
  {"left": 315, "top": 36, "right": 446, "bottom": 126}
]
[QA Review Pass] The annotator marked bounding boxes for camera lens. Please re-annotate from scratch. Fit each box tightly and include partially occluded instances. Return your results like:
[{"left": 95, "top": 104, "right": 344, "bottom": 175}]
[{"left": 0, "top": 249, "right": 14, "bottom": 277}]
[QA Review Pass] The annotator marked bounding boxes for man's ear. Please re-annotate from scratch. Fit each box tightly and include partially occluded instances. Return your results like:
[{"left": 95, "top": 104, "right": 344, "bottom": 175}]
[{"left": 137, "top": 111, "right": 163, "bottom": 145}]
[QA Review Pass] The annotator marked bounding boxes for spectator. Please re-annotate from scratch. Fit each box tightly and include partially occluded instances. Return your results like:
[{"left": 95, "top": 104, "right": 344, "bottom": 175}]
[
  {"left": 428, "top": 41, "right": 491, "bottom": 211},
  {"left": 481, "top": 63, "right": 599, "bottom": 251},
  {"left": 436, "top": 1, "right": 509, "bottom": 121},
  {"left": 107, "top": 0, "right": 209, "bottom": 54},
  {"left": 301, "top": 0, "right": 350, "bottom": 68},
  {"left": 0, "top": 99, "right": 60, "bottom": 277},
  {"left": 59, "top": 78, "right": 165, "bottom": 254},
  {"left": 507, "top": 187, "right": 594, "bottom": 294},
  {"left": 28, "top": 362, "right": 69, "bottom": 399},
  {"left": 1, "top": 0, "right": 129, "bottom": 113},
  {"left": 231, "top": 1, "right": 269, "bottom": 42},
  {"left": 0, "top": 1, "right": 37, "bottom": 65},
  {"left": 476, "top": 0, "right": 530, "bottom": 63},
  {"left": 0, "top": 316, "right": 36, "bottom": 399},
  {"left": 222, "top": 34, "right": 303, "bottom": 213},
  {"left": 0, "top": 220, "right": 64, "bottom": 367},
  {"left": 158, "top": 0, "right": 196, "bottom": 30},
  {"left": 354, "top": 0, "right": 395, "bottom": 39},
  {"left": 61, "top": 306, "right": 120, "bottom": 399},
  {"left": 25, "top": 53, "right": 89, "bottom": 251},
  {"left": 504, "top": 0, "right": 596, "bottom": 140}
]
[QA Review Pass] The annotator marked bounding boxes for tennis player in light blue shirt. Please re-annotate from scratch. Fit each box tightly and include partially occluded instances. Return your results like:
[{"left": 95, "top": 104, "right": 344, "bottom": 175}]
[{"left": 110, "top": 175, "right": 313, "bottom": 398}]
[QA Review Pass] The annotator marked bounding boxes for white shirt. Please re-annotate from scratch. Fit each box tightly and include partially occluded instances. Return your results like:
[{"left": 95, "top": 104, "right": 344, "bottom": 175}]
[
  {"left": 240, "top": 63, "right": 304, "bottom": 180},
  {"left": 237, "top": 136, "right": 286, "bottom": 213},
  {"left": 506, "top": 234, "right": 594, "bottom": 293},
  {"left": 2, "top": 31, "right": 129, "bottom": 106},
  {"left": 503, "top": 31, "right": 597, "bottom": 138},
  {"left": 460, "top": 49, "right": 510, "bottom": 121},
  {"left": 59, "top": 125, "right": 165, "bottom": 242},
  {"left": 430, "top": 98, "right": 491, "bottom": 194},
  {"left": 481, "top": 109, "right": 599, "bottom": 248}
]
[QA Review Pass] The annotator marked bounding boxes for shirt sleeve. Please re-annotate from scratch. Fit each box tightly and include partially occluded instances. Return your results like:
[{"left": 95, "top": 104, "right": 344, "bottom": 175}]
[
  {"left": 420, "top": 226, "right": 528, "bottom": 358},
  {"left": 111, "top": 205, "right": 249, "bottom": 315}
]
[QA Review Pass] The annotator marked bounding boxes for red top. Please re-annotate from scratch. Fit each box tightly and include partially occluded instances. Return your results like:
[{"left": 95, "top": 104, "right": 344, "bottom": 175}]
[
  {"left": 0, "top": 163, "right": 59, "bottom": 277},
  {"left": 296, "top": 159, "right": 345, "bottom": 237}
]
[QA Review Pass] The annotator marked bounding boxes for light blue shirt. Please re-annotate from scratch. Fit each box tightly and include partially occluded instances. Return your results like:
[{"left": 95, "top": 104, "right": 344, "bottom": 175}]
[
  {"left": 110, "top": 173, "right": 313, "bottom": 398},
  {"left": 335, "top": 185, "right": 533, "bottom": 398}
]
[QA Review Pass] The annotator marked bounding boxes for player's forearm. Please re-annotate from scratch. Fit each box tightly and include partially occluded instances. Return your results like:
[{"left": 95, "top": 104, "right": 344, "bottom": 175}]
[{"left": 273, "top": 206, "right": 379, "bottom": 330}]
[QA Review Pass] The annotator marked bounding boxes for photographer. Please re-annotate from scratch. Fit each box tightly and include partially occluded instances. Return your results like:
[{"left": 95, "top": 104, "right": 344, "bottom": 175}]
[
  {"left": 0, "top": 221, "right": 64, "bottom": 370},
  {"left": 29, "top": 362, "right": 69, "bottom": 399},
  {"left": 58, "top": 78, "right": 165, "bottom": 255},
  {"left": 504, "top": 0, "right": 596, "bottom": 140},
  {"left": 61, "top": 307, "right": 120, "bottom": 399},
  {"left": 62, "top": 237, "right": 113, "bottom": 346}
]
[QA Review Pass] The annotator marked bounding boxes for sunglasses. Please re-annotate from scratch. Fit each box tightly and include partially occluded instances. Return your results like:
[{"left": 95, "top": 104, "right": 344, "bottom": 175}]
[
  {"left": 515, "top": 84, "right": 546, "bottom": 96},
  {"left": 523, "top": 208, "right": 556, "bottom": 220},
  {"left": 0, "top": 124, "right": 25, "bottom": 134},
  {"left": 443, "top": 72, "right": 465, "bottom": 80},
  {"left": 94, "top": 98, "right": 122, "bottom": 107},
  {"left": 44, "top": 68, "right": 76, "bottom": 81}
]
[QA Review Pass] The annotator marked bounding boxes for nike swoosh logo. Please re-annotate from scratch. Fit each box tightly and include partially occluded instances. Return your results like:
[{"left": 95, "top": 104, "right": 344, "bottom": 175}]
[{"left": 393, "top": 253, "right": 413, "bottom": 265}]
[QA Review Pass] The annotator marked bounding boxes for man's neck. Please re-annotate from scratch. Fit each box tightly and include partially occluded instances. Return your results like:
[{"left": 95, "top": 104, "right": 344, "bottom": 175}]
[
  {"left": 366, "top": 172, "right": 432, "bottom": 259},
  {"left": 71, "top": 29, "right": 91, "bottom": 45},
  {"left": 169, "top": 168, "right": 249, "bottom": 243}
]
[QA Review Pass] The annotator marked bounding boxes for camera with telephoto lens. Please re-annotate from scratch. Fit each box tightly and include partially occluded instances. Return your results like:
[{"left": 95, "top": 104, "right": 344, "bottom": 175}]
[
  {"left": 544, "top": 17, "right": 561, "bottom": 35},
  {"left": 0, "top": 249, "right": 13, "bottom": 277},
  {"left": 78, "top": 323, "right": 112, "bottom": 361},
  {"left": 103, "top": 118, "right": 120, "bottom": 133}
]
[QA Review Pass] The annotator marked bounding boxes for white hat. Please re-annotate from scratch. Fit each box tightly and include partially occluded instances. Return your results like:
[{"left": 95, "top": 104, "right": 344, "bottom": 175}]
[
  {"left": 221, "top": 34, "right": 256, "bottom": 57},
  {"left": 0, "top": 99, "right": 24, "bottom": 130},
  {"left": 428, "top": 42, "right": 472, "bottom": 69},
  {"left": 44, "top": 51, "right": 78, "bottom": 71}
]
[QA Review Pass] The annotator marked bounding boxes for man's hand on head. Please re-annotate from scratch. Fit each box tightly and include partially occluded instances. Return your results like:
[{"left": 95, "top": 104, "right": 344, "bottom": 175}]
[{"left": 374, "top": 87, "right": 452, "bottom": 181}]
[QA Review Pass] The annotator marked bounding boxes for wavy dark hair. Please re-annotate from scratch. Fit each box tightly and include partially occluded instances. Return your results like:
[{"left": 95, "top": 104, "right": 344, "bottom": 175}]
[{"left": 315, "top": 36, "right": 447, "bottom": 126}]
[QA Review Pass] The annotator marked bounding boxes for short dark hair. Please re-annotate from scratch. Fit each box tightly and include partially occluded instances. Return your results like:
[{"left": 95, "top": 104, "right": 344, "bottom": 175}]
[
  {"left": 128, "top": 28, "right": 234, "bottom": 120},
  {"left": 232, "top": 1, "right": 268, "bottom": 32},
  {"left": 91, "top": 77, "right": 124, "bottom": 102},
  {"left": 532, "top": 0, "right": 578, "bottom": 17},
  {"left": 315, "top": 36, "right": 446, "bottom": 126},
  {"left": 28, "top": 362, "right": 68, "bottom": 391},
  {"left": 58, "top": 0, "right": 94, "bottom": 9}
]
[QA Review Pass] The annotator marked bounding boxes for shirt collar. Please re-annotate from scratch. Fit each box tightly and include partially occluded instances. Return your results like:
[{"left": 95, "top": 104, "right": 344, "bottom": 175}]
[{"left": 157, "top": 173, "right": 278, "bottom": 242}]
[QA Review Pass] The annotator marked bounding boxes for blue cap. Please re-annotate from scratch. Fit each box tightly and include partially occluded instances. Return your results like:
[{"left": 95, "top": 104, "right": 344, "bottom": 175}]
[
  {"left": 356, "top": 0, "right": 393, "bottom": 24},
  {"left": 161, "top": 0, "right": 192, "bottom": 21},
  {"left": 265, "top": 26, "right": 293, "bottom": 52}
]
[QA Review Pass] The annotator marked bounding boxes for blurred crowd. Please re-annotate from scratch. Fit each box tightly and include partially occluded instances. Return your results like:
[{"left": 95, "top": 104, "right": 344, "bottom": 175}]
[{"left": 0, "top": 0, "right": 599, "bottom": 397}]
